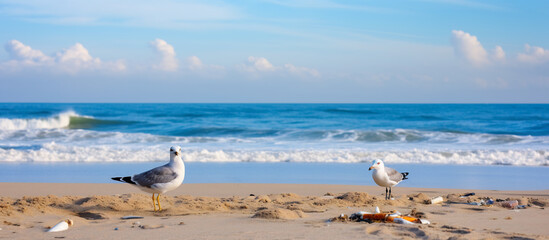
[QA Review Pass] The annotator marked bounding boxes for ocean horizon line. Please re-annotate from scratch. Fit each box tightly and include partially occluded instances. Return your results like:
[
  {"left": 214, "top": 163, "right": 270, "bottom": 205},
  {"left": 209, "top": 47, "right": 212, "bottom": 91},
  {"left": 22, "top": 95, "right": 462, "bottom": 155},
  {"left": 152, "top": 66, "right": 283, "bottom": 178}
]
[{"left": 1, "top": 102, "right": 549, "bottom": 105}]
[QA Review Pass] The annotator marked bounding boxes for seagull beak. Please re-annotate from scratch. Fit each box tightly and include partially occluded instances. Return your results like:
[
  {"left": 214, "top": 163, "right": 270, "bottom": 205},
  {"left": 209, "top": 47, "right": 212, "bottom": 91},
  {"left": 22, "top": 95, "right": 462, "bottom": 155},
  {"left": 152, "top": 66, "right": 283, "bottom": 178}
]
[
  {"left": 175, "top": 152, "right": 179, "bottom": 156},
  {"left": 368, "top": 166, "right": 373, "bottom": 171}
]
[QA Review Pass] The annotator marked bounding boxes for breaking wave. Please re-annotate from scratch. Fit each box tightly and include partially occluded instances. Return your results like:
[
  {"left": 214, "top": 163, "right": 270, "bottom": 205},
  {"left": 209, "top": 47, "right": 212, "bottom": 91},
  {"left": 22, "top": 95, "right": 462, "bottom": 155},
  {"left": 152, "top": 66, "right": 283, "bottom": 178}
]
[
  {"left": 0, "top": 143, "right": 547, "bottom": 166},
  {"left": 0, "top": 111, "right": 131, "bottom": 130},
  {"left": 0, "top": 111, "right": 80, "bottom": 130}
]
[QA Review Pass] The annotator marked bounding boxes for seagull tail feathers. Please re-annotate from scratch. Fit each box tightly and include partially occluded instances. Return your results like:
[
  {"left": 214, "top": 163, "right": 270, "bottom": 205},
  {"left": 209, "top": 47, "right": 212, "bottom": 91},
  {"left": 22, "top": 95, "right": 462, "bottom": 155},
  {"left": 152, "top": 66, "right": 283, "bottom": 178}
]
[
  {"left": 111, "top": 176, "right": 136, "bottom": 185},
  {"left": 401, "top": 172, "right": 409, "bottom": 180}
]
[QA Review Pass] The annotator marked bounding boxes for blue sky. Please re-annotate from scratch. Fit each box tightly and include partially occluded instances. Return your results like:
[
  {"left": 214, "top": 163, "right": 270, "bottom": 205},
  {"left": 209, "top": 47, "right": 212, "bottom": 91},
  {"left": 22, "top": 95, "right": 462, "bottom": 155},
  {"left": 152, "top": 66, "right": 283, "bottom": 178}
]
[{"left": 0, "top": 0, "right": 548, "bottom": 103}]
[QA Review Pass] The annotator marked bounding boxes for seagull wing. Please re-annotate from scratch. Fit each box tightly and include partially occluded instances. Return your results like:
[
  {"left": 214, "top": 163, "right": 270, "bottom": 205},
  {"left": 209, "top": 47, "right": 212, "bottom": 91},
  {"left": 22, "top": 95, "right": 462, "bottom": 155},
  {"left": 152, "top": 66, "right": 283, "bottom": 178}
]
[
  {"left": 132, "top": 165, "right": 178, "bottom": 188},
  {"left": 385, "top": 167, "right": 404, "bottom": 183}
]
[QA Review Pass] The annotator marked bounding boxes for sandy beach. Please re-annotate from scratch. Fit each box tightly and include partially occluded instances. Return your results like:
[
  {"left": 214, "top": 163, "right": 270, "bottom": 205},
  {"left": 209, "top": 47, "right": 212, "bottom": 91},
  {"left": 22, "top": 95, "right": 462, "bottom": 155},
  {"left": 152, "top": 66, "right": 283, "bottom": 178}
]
[{"left": 1, "top": 183, "right": 547, "bottom": 239}]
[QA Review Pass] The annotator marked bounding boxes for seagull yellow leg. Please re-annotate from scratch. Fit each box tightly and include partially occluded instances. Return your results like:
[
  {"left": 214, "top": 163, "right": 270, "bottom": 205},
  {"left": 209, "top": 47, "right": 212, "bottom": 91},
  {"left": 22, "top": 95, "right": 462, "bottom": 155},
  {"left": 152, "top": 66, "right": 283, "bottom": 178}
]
[
  {"left": 156, "top": 194, "right": 162, "bottom": 211},
  {"left": 152, "top": 193, "right": 157, "bottom": 212}
]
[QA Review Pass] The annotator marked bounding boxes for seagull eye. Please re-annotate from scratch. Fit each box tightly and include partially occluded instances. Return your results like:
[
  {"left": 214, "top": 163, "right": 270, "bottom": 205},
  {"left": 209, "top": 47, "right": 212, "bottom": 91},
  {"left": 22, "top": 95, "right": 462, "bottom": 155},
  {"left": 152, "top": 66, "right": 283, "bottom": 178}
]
[{"left": 377, "top": 162, "right": 380, "bottom": 165}]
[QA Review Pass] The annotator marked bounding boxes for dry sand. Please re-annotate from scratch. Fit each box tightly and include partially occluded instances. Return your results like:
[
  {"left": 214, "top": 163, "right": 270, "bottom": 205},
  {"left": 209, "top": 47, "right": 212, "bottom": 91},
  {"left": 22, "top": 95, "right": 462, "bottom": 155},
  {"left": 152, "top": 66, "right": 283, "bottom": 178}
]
[{"left": 0, "top": 183, "right": 548, "bottom": 239}]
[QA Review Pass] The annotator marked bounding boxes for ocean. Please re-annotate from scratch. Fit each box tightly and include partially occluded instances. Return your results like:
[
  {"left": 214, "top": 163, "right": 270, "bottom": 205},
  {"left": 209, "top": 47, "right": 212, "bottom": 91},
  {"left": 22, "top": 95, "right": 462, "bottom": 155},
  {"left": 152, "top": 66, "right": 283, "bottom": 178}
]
[{"left": 0, "top": 103, "right": 548, "bottom": 189}]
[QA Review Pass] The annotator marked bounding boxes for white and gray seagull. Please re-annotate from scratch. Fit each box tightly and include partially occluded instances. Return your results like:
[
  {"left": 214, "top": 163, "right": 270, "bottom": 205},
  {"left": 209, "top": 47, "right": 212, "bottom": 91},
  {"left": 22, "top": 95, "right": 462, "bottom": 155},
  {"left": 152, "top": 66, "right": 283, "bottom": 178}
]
[
  {"left": 369, "top": 159, "right": 408, "bottom": 200},
  {"left": 112, "top": 146, "right": 185, "bottom": 211}
]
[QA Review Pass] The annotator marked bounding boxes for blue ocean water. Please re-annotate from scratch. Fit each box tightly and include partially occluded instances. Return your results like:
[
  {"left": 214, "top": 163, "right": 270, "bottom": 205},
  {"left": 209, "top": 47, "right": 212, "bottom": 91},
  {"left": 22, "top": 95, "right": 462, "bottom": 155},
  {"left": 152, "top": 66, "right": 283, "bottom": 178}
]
[{"left": 0, "top": 103, "right": 548, "bottom": 166}]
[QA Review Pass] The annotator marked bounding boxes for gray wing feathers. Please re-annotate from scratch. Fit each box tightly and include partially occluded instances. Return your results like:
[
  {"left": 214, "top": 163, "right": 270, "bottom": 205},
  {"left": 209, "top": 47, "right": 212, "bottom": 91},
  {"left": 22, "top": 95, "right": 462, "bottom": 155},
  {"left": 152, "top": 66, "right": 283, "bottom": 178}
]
[
  {"left": 385, "top": 167, "right": 403, "bottom": 182},
  {"left": 132, "top": 165, "right": 178, "bottom": 187}
]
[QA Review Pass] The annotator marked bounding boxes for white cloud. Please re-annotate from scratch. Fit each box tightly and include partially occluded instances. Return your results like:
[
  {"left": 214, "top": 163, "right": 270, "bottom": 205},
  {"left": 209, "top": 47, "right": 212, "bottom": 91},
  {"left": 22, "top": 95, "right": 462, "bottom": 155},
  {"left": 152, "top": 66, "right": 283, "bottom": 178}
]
[
  {"left": 284, "top": 64, "right": 320, "bottom": 77},
  {"left": 236, "top": 56, "right": 275, "bottom": 73},
  {"left": 3, "top": 40, "right": 321, "bottom": 78},
  {"left": 2, "top": 40, "right": 125, "bottom": 73},
  {"left": 187, "top": 56, "right": 203, "bottom": 70},
  {"left": 517, "top": 44, "right": 549, "bottom": 64},
  {"left": 451, "top": 30, "right": 508, "bottom": 67},
  {"left": 55, "top": 43, "right": 101, "bottom": 72},
  {"left": 451, "top": 30, "right": 489, "bottom": 67},
  {"left": 150, "top": 39, "right": 178, "bottom": 71},
  {"left": 185, "top": 55, "right": 224, "bottom": 73},
  {"left": 4, "top": 40, "right": 52, "bottom": 64},
  {"left": 246, "top": 56, "right": 275, "bottom": 72},
  {"left": 57, "top": 43, "right": 95, "bottom": 63},
  {"left": 492, "top": 45, "right": 505, "bottom": 62},
  {"left": 237, "top": 56, "right": 319, "bottom": 78}
]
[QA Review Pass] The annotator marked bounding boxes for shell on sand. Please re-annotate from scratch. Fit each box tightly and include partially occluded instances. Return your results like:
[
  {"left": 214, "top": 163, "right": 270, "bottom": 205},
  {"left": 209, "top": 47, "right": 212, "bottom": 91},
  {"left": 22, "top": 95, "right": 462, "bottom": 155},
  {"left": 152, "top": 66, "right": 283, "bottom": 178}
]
[{"left": 47, "top": 219, "right": 73, "bottom": 233}]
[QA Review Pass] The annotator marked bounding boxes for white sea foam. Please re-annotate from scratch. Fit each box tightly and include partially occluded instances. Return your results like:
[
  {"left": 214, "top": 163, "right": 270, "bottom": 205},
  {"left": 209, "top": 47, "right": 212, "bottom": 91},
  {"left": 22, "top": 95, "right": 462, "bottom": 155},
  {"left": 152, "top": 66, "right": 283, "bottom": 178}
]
[
  {"left": 180, "top": 148, "right": 548, "bottom": 165},
  {"left": 0, "top": 111, "right": 81, "bottom": 130},
  {"left": 0, "top": 143, "right": 547, "bottom": 166},
  {"left": 276, "top": 128, "right": 549, "bottom": 145},
  {"left": 0, "top": 128, "right": 249, "bottom": 147}
]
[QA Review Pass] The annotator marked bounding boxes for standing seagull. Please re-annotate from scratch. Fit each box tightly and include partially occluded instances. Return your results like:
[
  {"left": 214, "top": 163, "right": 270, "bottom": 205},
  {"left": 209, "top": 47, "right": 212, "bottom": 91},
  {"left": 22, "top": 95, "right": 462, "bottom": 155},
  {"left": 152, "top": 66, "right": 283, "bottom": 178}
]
[
  {"left": 369, "top": 159, "right": 408, "bottom": 200},
  {"left": 112, "top": 146, "right": 185, "bottom": 211}
]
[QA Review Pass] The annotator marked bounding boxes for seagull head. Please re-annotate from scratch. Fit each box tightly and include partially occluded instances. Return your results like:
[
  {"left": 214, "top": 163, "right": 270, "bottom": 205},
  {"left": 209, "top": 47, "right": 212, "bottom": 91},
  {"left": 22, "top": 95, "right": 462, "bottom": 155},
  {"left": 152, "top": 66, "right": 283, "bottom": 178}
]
[
  {"left": 170, "top": 146, "right": 182, "bottom": 157},
  {"left": 368, "top": 159, "right": 384, "bottom": 171}
]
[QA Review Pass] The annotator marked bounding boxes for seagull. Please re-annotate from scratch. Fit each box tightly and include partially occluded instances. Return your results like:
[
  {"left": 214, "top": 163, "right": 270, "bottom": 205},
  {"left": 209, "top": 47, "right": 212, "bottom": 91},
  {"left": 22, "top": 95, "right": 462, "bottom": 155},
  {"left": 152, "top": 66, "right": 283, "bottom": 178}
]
[
  {"left": 112, "top": 146, "right": 185, "bottom": 211},
  {"left": 368, "top": 159, "right": 408, "bottom": 200}
]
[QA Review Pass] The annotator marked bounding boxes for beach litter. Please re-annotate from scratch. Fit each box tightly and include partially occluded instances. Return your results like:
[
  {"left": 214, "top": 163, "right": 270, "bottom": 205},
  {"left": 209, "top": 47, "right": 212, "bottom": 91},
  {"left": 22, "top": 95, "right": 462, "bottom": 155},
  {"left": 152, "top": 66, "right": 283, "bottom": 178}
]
[
  {"left": 500, "top": 200, "right": 519, "bottom": 209},
  {"left": 47, "top": 219, "right": 73, "bottom": 233},
  {"left": 351, "top": 211, "right": 431, "bottom": 225},
  {"left": 331, "top": 207, "right": 430, "bottom": 225},
  {"left": 430, "top": 196, "right": 444, "bottom": 204},
  {"left": 467, "top": 198, "right": 494, "bottom": 207},
  {"left": 530, "top": 199, "right": 548, "bottom": 208},
  {"left": 460, "top": 193, "right": 475, "bottom": 198}
]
